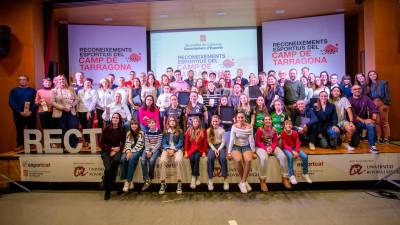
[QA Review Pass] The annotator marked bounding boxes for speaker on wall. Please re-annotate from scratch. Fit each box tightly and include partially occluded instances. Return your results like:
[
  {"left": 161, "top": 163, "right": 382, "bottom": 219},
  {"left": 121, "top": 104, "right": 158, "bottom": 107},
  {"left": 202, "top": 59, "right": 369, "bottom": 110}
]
[{"left": 0, "top": 25, "right": 11, "bottom": 58}]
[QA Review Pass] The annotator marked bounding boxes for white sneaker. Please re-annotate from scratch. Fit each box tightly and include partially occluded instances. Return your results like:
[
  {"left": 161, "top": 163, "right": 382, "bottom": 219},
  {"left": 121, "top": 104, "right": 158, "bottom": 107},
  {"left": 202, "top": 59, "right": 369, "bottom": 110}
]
[
  {"left": 302, "top": 174, "right": 312, "bottom": 184},
  {"left": 343, "top": 143, "right": 354, "bottom": 151},
  {"left": 196, "top": 177, "right": 201, "bottom": 186},
  {"left": 190, "top": 176, "right": 196, "bottom": 189},
  {"left": 289, "top": 175, "right": 298, "bottom": 185},
  {"left": 238, "top": 182, "right": 248, "bottom": 194},
  {"left": 129, "top": 181, "right": 134, "bottom": 190},
  {"left": 207, "top": 179, "right": 214, "bottom": 191},
  {"left": 309, "top": 143, "right": 316, "bottom": 150},
  {"left": 122, "top": 181, "right": 129, "bottom": 192},
  {"left": 223, "top": 180, "right": 229, "bottom": 191},
  {"left": 245, "top": 182, "right": 252, "bottom": 192}
]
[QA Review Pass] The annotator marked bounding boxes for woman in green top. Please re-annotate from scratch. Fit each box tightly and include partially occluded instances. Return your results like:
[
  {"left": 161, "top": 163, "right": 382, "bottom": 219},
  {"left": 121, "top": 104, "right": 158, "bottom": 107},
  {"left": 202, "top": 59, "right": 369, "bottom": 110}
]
[
  {"left": 271, "top": 99, "right": 288, "bottom": 136},
  {"left": 253, "top": 96, "right": 269, "bottom": 131}
]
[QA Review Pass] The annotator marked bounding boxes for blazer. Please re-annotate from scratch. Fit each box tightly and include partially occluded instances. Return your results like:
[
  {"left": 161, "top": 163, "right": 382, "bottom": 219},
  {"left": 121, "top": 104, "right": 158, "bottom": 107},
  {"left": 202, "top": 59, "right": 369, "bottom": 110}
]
[{"left": 51, "top": 87, "right": 78, "bottom": 118}]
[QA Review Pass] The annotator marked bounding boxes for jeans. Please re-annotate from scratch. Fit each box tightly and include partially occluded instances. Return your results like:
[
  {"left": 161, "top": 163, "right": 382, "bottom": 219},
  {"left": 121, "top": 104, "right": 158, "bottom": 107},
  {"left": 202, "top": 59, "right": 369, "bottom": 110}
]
[
  {"left": 319, "top": 126, "right": 340, "bottom": 148},
  {"left": 232, "top": 144, "right": 252, "bottom": 153},
  {"left": 140, "top": 124, "right": 149, "bottom": 133},
  {"left": 207, "top": 146, "right": 227, "bottom": 179},
  {"left": 141, "top": 150, "right": 161, "bottom": 181},
  {"left": 256, "top": 147, "right": 289, "bottom": 179},
  {"left": 120, "top": 150, "right": 143, "bottom": 182},
  {"left": 283, "top": 149, "right": 308, "bottom": 177},
  {"left": 189, "top": 151, "right": 202, "bottom": 176},
  {"left": 131, "top": 108, "right": 139, "bottom": 121},
  {"left": 60, "top": 111, "right": 79, "bottom": 148},
  {"left": 101, "top": 151, "right": 122, "bottom": 192},
  {"left": 351, "top": 121, "right": 376, "bottom": 147},
  {"left": 159, "top": 111, "right": 165, "bottom": 131}
]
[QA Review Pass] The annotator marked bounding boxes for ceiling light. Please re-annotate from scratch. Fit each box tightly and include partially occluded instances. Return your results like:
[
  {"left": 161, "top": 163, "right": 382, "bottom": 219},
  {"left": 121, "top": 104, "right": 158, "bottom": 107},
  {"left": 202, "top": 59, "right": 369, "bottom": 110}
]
[
  {"left": 104, "top": 18, "right": 113, "bottom": 22},
  {"left": 216, "top": 12, "right": 226, "bottom": 16},
  {"left": 275, "top": 9, "right": 285, "bottom": 14},
  {"left": 160, "top": 14, "right": 169, "bottom": 19}
]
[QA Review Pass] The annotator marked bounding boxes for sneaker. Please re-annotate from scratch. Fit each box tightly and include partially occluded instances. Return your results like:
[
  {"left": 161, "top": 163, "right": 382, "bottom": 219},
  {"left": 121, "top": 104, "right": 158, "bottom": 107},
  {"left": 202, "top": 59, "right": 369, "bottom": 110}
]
[
  {"left": 238, "top": 182, "right": 248, "bottom": 194},
  {"left": 223, "top": 180, "right": 230, "bottom": 191},
  {"left": 159, "top": 183, "right": 167, "bottom": 195},
  {"left": 369, "top": 146, "right": 379, "bottom": 154},
  {"left": 176, "top": 182, "right": 182, "bottom": 194},
  {"left": 207, "top": 179, "right": 214, "bottom": 191},
  {"left": 382, "top": 139, "right": 390, "bottom": 144},
  {"left": 141, "top": 180, "right": 151, "bottom": 191},
  {"left": 122, "top": 181, "right": 129, "bottom": 192},
  {"left": 302, "top": 174, "right": 312, "bottom": 184},
  {"left": 129, "top": 181, "right": 134, "bottom": 190},
  {"left": 289, "top": 175, "right": 298, "bottom": 185},
  {"left": 190, "top": 176, "right": 196, "bottom": 189},
  {"left": 308, "top": 143, "right": 316, "bottom": 150},
  {"left": 195, "top": 177, "right": 201, "bottom": 186},
  {"left": 245, "top": 182, "right": 252, "bottom": 192},
  {"left": 343, "top": 143, "right": 354, "bottom": 151}
]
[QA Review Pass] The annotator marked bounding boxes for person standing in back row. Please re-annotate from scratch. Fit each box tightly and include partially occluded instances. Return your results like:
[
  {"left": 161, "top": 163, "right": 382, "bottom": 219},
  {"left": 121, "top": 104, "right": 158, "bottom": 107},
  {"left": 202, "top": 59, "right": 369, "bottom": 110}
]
[
  {"left": 284, "top": 68, "right": 305, "bottom": 112},
  {"left": 9, "top": 74, "right": 37, "bottom": 151}
]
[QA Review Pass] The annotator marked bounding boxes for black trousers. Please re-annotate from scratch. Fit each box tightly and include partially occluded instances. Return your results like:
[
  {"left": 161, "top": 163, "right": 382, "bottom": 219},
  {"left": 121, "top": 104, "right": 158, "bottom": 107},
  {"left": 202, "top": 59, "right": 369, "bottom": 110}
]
[
  {"left": 38, "top": 111, "right": 53, "bottom": 130},
  {"left": 78, "top": 111, "right": 95, "bottom": 142},
  {"left": 189, "top": 151, "right": 201, "bottom": 176},
  {"left": 96, "top": 109, "right": 104, "bottom": 129},
  {"left": 13, "top": 112, "right": 37, "bottom": 147},
  {"left": 299, "top": 123, "right": 318, "bottom": 145},
  {"left": 101, "top": 151, "right": 122, "bottom": 192}
]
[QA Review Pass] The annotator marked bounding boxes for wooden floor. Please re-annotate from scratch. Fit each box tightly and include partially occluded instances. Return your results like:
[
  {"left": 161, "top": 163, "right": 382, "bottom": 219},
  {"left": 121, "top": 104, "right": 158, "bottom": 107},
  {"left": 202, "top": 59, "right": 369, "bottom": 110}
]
[{"left": 1, "top": 140, "right": 399, "bottom": 157}]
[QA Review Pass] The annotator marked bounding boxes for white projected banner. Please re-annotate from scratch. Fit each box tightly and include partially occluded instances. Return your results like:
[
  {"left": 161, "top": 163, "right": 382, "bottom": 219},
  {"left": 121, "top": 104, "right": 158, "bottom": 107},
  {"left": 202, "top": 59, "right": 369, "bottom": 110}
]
[
  {"left": 262, "top": 14, "right": 345, "bottom": 77},
  {"left": 151, "top": 28, "right": 258, "bottom": 79},
  {"left": 68, "top": 25, "right": 147, "bottom": 83}
]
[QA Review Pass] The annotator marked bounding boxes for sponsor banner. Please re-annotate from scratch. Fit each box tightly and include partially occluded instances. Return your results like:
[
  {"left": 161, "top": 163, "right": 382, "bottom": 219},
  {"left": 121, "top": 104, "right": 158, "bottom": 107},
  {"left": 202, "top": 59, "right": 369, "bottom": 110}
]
[
  {"left": 19, "top": 153, "right": 400, "bottom": 183},
  {"left": 20, "top": 155, "right": 104, "bottom": 182},
  {"left": 68, "top": 25, "right": 147, "bottom": 84},
  {"left": 151, "top": 28, "right": 258, "bottom": 79},
  {"left": 262, "top": 14, "right": 345, "bottom": 77}
]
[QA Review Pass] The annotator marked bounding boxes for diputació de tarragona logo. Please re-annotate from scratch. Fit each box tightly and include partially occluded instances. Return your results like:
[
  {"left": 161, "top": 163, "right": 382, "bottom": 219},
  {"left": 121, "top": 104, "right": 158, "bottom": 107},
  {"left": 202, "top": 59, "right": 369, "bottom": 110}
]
[
  {"left": 322, "top": 44, "right": 339, "bottom": 55},
  {"left": 127, "top": 52, "right": 141, "bottom": 62}
]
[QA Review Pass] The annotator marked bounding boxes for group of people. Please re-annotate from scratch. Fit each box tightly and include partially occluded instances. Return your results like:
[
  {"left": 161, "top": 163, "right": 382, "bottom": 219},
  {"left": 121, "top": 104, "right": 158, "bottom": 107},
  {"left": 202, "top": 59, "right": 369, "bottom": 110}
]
[{"left": 8, "top": 66, "right": 391, "bottom": 200}]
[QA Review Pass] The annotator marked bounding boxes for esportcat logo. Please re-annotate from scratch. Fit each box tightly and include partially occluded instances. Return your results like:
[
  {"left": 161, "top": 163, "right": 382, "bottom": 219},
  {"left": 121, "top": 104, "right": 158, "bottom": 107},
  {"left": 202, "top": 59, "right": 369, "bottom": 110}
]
[{"left": 24, "top": 162, "right": 51, "bottom": 168}]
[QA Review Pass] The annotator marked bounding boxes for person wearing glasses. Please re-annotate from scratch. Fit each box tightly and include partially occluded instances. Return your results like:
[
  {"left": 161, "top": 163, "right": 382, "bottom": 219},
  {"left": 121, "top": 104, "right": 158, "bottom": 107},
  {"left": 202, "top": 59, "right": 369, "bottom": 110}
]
[{"left": 349, "top": 85, "right": 380, "bottom": 154}]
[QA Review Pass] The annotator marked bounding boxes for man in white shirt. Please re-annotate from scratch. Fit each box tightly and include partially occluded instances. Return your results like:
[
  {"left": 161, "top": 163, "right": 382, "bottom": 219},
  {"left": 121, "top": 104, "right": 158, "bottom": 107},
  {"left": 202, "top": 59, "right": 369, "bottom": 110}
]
[{"left": 103, "top": 93, "right": 131, "bottom": 129}]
